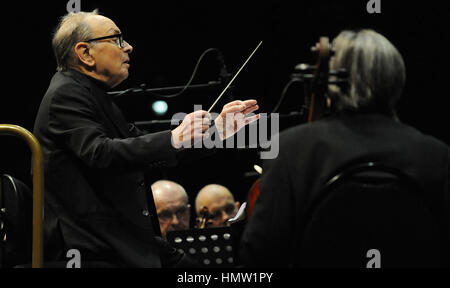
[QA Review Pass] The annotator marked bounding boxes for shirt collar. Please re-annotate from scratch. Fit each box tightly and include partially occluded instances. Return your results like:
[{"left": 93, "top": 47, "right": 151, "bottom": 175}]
[{"left": 63, "top": 68, "right": 111, "bottom": 92}]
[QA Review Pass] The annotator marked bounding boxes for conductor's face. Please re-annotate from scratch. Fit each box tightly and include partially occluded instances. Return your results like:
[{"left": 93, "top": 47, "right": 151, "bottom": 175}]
[{"left": 80, "top": 15, "right": 133, "bottom": 88}]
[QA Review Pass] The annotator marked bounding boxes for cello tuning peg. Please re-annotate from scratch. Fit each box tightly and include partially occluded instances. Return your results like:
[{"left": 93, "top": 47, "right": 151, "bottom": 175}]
[{"left": 310, "top": 42, "right": 321, "bottom": 53}]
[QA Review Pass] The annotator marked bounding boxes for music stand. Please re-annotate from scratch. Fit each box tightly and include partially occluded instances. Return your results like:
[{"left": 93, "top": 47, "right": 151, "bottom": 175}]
[{"left": 166, "top": 225, "right": 241, "bottom": 267}]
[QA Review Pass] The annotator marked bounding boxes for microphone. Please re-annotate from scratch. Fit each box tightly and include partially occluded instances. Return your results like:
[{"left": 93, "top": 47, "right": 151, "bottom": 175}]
[
  {"left": 216, "top": 50, "right": 234, "bottom": 101},
  {"left": 217, "top": 50, "right": 231, "bottom": 81}
]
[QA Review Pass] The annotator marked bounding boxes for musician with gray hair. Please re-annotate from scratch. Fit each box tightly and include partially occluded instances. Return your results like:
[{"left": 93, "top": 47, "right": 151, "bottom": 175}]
[
  {"left": 328, "top": 29, "right": 406, "bottom": 116},
  {"left": 240, "top": 29, "right": 449, "bottom": 267}
]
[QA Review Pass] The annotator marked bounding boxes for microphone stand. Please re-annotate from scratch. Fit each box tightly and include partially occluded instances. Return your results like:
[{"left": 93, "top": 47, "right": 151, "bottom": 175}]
[
  {"left": 217, "top": 51, "right": 235, "bottom": 103},
  {"left": 109, "top": 78, "right": 233, "bottom": 129},
  {"left": 107, "top": 80, "right": 226, "bottom": 98}
]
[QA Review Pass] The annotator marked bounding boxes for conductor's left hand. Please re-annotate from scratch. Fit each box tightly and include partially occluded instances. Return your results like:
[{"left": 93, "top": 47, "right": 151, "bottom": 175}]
[{"left": 214, "top": 99, "right": 260, "bottom": 140}]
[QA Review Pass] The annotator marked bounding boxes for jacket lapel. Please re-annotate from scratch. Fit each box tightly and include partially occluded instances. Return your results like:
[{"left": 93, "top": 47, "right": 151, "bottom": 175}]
[
  {"left": 90, "top": 83, "right": 131, "bottom": 138},
  {"left": 66, "top": 69, "right": 131, "bottom": 138}
]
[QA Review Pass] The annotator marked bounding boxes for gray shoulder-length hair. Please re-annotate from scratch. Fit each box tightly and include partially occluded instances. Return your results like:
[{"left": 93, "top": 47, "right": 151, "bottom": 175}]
[
  {"left": 52, "top": 9, "right": 99, "bottom": 71},
  {"left": 329, "top": 29, "right": 406, "bottom": 116}
]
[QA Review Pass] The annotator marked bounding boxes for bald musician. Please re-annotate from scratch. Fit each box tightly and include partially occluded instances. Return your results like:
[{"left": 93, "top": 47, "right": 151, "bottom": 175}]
[
  {"left": 151, "top": 180, "right": 191, "bottom": 238},
  {"left": 195, "top": 184, "right": 240, "bottom": 228}
]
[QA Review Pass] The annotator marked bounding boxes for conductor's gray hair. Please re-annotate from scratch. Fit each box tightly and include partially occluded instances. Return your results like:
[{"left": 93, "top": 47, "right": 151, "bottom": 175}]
[
  {"left": 52, "top": 9, "right": 99, "bottom": 71},
  {"left": 329, "top": 29, "right": 406, "bottom": 116}
]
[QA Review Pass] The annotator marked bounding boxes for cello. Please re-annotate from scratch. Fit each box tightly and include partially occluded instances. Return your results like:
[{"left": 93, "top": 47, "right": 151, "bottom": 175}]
[{"left": 245, "top": 37, "right": 347, "bottom": 219}]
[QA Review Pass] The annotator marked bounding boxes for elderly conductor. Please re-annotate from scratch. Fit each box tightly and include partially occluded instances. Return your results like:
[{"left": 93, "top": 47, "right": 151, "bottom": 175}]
[{"left": 33, "top": 10, "right": 258, "bottom": 267}]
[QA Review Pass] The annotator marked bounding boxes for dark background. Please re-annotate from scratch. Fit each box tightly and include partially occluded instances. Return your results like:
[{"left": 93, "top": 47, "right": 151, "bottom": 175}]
[{"left": 1, "top": 1, "right": 449, "bottom": 204}]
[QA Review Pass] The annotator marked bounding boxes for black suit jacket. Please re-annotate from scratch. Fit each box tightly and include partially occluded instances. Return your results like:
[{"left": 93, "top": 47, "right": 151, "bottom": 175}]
[
  {"left": 240, "top": 113, "right": 450, "bottom": 267},
  {"left": 34, "top": 69, "right": 184, "bottom": 267}
]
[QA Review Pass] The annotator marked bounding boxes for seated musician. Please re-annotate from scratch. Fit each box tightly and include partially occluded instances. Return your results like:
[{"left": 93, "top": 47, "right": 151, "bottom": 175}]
[
  {"left": 239, "top": 29, "right": 450, "bottom": 267},
  {"left": 151, "top": 180, "right": 191, "bottom": 238},
  {"left": 195, "top": 184, "right": 240, "bottom": 228}
]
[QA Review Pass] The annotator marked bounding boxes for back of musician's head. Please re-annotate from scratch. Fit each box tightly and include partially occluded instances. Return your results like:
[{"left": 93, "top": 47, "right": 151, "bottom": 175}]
[{"left": 329, "top": 29, "right": 406, "bottom": 116}]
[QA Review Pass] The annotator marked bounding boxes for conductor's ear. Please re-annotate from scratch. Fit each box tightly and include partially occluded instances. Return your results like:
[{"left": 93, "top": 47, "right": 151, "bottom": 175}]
[{"left": 74, "top": 42, "right": 95, "bottom": 68}]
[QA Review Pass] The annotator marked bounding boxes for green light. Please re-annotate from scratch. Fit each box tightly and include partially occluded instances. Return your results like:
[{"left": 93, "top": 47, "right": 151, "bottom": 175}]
[{"left": 152, "top": 100, "right": 168, "bottom": 116}]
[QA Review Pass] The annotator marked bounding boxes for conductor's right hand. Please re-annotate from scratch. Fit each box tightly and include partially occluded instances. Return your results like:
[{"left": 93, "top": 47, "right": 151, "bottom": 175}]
[{"left": 171, "top": 110, "right": 211, "bottom": 149}]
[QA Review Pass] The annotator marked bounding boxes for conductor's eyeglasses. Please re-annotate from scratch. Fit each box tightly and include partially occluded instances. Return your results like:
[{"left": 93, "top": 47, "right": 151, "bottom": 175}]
[{"left": 86, "top": 33, "right": 124, "bottom": 48}]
